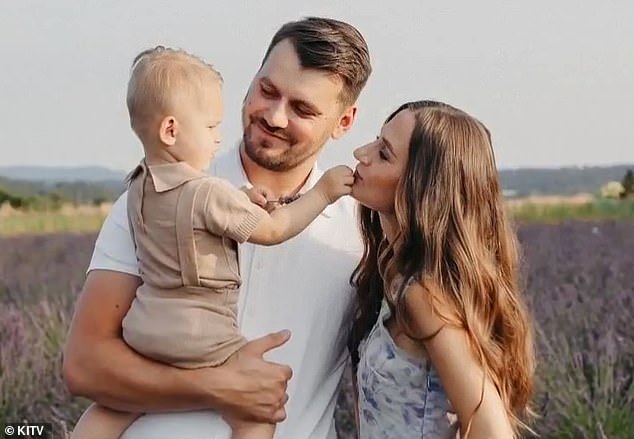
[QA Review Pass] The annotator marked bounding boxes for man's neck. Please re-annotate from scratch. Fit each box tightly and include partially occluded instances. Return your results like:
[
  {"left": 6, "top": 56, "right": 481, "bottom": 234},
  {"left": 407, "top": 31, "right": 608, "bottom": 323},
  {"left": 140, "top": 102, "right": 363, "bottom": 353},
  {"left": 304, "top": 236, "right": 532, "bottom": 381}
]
[{"left": 239, "top": 145, "right": 316, "bottom": 200}]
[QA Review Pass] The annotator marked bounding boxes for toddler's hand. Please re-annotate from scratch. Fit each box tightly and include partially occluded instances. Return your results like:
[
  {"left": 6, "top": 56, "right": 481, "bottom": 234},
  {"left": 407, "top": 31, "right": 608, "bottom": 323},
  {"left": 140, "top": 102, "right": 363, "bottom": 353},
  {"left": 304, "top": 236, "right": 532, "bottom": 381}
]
[
  {"left": 315, "top": 165, "right": 354, "bottom": 204},
  {"left": 242, "top": 186, "right": 277, "bottom": 213},
  {"left": 243, "top": 186, "right": 267, "bottom": 208}
]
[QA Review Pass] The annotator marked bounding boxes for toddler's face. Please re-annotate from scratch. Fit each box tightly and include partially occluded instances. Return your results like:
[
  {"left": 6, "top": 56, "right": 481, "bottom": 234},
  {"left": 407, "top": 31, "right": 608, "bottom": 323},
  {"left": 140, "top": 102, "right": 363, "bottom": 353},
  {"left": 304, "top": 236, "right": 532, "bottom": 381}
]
[{"left": 177, "top": 82, "right": 224, "bottom": 171}]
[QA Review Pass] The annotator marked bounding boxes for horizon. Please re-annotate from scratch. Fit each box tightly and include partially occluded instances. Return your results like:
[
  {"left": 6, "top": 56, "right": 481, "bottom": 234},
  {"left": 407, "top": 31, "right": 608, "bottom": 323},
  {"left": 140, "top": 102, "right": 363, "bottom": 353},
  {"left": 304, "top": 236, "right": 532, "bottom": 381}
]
[{"left": 1, "top": 161, "right": 633, "bottom": 178}]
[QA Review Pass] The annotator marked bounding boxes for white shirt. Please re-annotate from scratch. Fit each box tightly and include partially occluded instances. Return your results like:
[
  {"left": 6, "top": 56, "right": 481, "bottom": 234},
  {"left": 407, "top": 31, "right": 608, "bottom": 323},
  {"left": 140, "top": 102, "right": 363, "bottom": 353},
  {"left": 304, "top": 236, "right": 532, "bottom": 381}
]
[{"left": 88, "top": 147, "right": 363, "bottom": 439}]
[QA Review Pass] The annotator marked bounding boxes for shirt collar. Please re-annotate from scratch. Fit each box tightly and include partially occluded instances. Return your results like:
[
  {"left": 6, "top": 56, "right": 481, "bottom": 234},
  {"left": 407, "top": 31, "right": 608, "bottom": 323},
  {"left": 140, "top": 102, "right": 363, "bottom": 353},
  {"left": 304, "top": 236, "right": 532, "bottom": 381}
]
[{"left": 128, "top": 160, "right": 207, "bottom": 193}]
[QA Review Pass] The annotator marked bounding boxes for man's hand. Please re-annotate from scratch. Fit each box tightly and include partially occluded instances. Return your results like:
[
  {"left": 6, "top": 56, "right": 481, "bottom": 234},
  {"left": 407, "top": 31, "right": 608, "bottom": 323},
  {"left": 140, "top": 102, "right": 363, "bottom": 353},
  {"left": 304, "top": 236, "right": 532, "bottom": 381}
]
[
  {"left": 64, "top": 270, "right": 291, "bottom": 420},
  {"left": 314, "top": 165, "right": 354, "bottom": 204},
  {"left": 212, "top": 330, "right": 293, "bottom": 423}
]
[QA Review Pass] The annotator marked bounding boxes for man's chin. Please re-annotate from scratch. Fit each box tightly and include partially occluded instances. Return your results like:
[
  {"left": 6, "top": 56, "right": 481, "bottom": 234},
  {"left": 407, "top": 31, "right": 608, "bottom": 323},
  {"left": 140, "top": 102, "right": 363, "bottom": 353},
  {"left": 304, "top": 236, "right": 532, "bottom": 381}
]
[{"left": 244, "top": 145, "right": 288, "bottom": 171}]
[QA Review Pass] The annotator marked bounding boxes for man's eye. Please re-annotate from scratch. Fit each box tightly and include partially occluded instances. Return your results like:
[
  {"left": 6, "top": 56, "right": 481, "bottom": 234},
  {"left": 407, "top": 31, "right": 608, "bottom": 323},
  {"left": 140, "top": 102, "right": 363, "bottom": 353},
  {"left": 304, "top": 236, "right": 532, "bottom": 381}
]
[
  {"left": 295, "top": 106, "right": 313, "bottom": 117},
  {"left": 379, "top": 149, "right": 389, "bottom": 160},
  {"left": 261, "top": 85, "right": 275, "bottom": 97}
]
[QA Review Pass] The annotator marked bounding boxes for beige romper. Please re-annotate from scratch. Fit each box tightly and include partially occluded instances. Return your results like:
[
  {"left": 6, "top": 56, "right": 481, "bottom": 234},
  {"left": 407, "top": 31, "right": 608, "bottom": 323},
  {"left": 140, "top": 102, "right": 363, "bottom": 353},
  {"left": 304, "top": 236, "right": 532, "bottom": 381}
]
[{"left": 122, "top": 160, "right": 267, "bottom": 368}]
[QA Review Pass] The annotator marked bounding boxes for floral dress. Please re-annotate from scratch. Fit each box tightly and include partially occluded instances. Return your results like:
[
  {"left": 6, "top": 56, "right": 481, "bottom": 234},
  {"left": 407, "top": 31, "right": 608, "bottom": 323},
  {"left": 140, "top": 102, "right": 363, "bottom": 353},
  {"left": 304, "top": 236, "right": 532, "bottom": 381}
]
[{"left": 356, "top": 280, "right": 459, "bottom": 438}]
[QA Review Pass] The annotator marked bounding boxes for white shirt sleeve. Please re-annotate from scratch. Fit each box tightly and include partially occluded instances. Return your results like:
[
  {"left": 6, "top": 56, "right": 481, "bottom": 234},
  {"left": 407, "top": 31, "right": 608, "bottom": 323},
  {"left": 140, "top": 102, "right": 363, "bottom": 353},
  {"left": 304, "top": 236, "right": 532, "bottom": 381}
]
[{"left": 87, "top": 191, "right": 139, "bottom": 277}]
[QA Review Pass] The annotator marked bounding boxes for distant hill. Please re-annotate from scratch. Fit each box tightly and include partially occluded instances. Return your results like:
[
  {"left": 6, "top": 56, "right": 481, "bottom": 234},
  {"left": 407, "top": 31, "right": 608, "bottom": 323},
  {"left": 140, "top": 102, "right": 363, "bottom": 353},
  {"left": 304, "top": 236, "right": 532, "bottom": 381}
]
[{"left": 0, "top": 166, "right": 126, "bottom": 182}]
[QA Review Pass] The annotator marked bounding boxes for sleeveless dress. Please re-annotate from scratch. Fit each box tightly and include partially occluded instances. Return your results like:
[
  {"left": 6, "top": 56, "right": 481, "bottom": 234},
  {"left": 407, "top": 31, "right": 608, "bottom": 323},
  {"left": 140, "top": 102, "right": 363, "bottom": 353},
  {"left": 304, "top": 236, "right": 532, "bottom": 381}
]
[{"left": 356, "top": 278, "right": 459, "bottom": 438}]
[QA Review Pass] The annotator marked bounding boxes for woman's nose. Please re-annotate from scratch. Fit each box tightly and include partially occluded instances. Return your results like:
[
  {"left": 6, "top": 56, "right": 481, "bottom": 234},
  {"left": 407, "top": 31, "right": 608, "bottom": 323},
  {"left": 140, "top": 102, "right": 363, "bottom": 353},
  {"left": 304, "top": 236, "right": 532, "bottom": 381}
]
[{"left": 353, "top": 144, "right": 370, "bottom": 164}]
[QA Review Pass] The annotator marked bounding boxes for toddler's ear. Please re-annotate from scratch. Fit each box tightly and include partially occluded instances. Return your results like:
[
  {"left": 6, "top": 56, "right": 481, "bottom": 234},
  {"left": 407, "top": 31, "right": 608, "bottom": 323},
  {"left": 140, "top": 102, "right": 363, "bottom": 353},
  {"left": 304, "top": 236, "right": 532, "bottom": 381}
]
[{"left": 159, "top": 116, "right": 178, "bottom": 146}]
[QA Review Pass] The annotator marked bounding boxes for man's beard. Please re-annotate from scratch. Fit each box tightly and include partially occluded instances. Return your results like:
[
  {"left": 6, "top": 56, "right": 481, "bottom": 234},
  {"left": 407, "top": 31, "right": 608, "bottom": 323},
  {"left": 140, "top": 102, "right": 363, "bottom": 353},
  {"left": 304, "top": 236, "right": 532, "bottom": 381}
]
[{"left": 242, "top": 121, "right": 318, "bottom": 172}]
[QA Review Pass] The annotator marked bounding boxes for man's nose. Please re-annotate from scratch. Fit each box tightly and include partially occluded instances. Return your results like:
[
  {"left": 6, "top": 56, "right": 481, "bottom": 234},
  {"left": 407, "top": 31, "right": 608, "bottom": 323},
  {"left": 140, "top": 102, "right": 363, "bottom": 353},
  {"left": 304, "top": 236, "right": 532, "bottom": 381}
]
[{"left": 263, "top": 100, "right": 289, "bottom": 130}]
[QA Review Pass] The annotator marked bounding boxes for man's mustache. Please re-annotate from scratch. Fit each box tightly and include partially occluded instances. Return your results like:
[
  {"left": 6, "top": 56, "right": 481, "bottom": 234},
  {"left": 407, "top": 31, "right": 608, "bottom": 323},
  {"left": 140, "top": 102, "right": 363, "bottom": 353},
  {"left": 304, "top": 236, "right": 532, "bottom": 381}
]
[{"left": 251, "top": 117, "right": 292, "bottom": 142}]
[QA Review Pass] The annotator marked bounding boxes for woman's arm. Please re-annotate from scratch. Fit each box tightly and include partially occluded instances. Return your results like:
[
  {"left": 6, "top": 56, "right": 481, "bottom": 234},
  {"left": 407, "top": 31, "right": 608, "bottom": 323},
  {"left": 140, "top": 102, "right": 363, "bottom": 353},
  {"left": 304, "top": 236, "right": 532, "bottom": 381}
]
[{"left": 404, "top": 282, "right": 514, "bottom": 439}]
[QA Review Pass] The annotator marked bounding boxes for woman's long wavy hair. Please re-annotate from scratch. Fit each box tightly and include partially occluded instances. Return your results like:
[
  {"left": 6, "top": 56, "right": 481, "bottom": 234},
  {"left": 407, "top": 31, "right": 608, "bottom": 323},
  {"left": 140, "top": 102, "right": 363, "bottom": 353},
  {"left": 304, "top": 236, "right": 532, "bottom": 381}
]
[{"left": 348, "top": 100, "right": 535, "bottom": 437}]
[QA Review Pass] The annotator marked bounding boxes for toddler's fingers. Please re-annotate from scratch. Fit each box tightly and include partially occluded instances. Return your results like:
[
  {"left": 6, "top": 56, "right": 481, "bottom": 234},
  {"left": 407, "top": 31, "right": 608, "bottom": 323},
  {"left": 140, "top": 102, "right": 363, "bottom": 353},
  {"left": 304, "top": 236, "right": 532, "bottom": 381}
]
[
  {"left": 248, "top": 190, "right": 268, "bottom": 207},
  {"left": 343, "top": 175, "right": 355, "bottom": 186}
]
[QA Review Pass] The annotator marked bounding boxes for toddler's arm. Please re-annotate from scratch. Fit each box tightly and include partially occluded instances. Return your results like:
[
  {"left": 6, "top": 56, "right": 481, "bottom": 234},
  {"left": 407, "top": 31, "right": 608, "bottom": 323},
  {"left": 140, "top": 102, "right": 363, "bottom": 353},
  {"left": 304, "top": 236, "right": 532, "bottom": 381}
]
[{"left": 248, "top": 165, "right": 353, "bottom": 245}]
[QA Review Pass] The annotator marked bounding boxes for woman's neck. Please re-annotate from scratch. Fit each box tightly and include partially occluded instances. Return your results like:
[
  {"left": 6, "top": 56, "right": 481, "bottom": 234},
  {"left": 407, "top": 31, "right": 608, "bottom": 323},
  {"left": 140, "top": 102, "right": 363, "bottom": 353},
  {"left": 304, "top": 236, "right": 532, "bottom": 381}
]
[{"left": 379, "top": 212, "right": 398, "bottom": 243}]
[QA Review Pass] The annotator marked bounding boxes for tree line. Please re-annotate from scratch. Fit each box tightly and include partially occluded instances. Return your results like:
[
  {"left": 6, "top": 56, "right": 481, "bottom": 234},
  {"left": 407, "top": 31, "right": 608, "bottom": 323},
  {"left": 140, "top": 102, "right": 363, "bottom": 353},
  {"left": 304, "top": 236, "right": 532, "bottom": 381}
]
[
  {"left": 0, "top": 177, "right": 125, "bottom": 211},
  {"left": 0, "top": 166, "right": 632, "bottom": 211}
]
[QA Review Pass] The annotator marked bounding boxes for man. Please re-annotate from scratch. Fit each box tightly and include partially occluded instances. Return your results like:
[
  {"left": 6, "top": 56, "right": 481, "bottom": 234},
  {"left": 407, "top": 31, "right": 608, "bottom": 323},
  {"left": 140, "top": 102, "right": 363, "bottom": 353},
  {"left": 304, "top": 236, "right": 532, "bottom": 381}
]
[{"left": 63, "top": 17, "right": 371, "bottom": 439}]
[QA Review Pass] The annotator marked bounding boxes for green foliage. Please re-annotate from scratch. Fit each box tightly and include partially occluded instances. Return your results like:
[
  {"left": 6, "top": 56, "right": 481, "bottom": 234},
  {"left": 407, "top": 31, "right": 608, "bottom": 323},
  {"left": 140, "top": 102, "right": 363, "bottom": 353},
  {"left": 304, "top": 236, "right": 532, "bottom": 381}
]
[
  {"left": 92, "top": 196, "right": 107, "bottom": 206},
  {"left": 531, "top": 329, "right": 634, "bottom": 439},
  {"left": 0, "top": 176, "right": 124, "bottom": 207},
  {"left": 620, "top": 169, "right": 633, "bottom": 198},
  {"left": 0, "top": 189, "right": 66, "bottom": 212},
  {"left": 511, "top": 199, "right": 634, "bottom": 223}
]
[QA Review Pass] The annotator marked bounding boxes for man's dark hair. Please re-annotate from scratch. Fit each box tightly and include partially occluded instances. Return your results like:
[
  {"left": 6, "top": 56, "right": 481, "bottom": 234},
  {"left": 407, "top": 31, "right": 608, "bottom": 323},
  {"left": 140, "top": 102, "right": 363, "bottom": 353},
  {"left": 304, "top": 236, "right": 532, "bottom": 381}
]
[{"left": 262, "top": 17, "right": 372, "bottom": 106}]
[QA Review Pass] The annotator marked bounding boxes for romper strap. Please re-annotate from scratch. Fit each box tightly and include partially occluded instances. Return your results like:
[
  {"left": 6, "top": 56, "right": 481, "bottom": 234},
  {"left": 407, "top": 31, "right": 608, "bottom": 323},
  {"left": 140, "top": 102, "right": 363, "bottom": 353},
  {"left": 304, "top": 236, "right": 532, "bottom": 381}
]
[{"left": 175, "top": 178, "right": 208, "bottom": 286}]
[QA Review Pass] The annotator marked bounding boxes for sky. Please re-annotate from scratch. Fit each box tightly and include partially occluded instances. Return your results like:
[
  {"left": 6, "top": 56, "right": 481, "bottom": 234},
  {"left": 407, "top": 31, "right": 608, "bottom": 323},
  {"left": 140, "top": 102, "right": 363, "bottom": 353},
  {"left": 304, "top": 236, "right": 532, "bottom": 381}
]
[{"left": 1, "top": 1, "right": 632, "bottom": 172}]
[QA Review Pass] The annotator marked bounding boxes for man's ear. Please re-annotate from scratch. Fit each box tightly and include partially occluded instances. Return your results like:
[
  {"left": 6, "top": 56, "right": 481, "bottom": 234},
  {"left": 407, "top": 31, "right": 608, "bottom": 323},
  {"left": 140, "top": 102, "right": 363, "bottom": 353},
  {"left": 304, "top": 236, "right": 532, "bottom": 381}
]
[
  {"left": 331, "top": 105, "right": 358, "bottom": 140},
  {"left": 159, "top": 116, "right": 178, "bottom": 146}
]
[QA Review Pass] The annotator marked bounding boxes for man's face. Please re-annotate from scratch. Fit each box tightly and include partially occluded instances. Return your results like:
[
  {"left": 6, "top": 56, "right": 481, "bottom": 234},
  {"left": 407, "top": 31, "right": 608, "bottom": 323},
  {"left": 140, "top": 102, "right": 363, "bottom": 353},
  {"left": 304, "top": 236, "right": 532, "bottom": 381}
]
[{"left": 241, "top": 39, "right": 353, "bottom": 172}]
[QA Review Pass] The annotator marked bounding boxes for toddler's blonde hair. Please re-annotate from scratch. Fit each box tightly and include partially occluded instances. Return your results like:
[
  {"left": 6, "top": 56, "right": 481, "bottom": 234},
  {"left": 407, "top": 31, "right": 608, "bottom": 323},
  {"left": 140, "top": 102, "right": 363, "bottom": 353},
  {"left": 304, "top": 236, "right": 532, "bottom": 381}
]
[{"left": 126, "top": 45, "right": 222, "bottom": 136}]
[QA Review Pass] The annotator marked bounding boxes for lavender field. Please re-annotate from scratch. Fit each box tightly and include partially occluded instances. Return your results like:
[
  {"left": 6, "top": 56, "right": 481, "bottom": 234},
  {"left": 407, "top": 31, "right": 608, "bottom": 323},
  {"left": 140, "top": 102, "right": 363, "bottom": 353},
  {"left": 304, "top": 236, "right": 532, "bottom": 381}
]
[{"left": 1, "top": 221, "right": 633, "bottom": 438}]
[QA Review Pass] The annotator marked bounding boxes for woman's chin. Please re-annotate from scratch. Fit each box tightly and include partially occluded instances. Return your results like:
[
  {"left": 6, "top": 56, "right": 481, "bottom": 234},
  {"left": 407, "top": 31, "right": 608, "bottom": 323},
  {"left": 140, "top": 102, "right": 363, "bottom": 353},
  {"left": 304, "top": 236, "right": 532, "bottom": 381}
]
[
  {"left": 350, "top": 188, "right": 370, "bottom": 209},
  {"left": 350, "top": 185, "right": 361, "bottom": 202}
]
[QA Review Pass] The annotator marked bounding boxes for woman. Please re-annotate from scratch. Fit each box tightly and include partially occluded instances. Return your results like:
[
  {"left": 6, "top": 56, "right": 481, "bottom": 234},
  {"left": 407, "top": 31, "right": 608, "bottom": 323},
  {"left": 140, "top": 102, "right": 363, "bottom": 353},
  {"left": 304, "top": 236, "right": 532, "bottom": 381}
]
[{"left": 348, "top": 100, "right": 535, "bottom": 438}]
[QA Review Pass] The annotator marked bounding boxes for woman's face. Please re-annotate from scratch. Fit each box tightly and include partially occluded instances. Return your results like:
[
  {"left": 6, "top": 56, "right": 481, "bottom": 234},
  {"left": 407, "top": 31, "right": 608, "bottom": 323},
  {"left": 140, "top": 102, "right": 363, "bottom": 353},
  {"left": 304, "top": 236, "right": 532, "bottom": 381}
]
[{"left": 351, "top": 110, "right": 415, "bottom": 213}]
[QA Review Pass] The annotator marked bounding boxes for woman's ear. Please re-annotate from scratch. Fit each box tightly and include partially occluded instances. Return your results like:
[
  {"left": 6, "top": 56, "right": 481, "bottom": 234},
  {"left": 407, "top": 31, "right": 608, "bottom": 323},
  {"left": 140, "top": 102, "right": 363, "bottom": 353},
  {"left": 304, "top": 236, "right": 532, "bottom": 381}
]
[
  {"left": 158, "top": 116, "right": 178, "bottom": 146},
  {"left": 332, "top": 105, "right": 358, "bottom": 140}
]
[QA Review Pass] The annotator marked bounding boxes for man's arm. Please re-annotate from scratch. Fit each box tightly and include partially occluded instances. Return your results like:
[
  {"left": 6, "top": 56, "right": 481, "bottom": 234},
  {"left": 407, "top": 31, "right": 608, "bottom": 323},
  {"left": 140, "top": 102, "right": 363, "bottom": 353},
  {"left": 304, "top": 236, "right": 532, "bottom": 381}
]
[
  {"left": 63, "top": 270, "right": 291, "bottom": 419},
  {"left": 62, "top": 194, "right": 292, "bottom": 421},
  {"left": 63, "top": 269, "right": 202, "bottom": 412}
]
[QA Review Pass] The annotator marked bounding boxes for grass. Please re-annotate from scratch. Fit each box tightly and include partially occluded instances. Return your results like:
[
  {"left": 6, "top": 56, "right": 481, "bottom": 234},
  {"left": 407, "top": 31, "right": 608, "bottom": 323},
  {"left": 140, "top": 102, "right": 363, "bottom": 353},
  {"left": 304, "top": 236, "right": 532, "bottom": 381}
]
[
  {"left": 509, "top": 198, "right": 634, "bottom": 223},
  {"left": 0, "top": 213, "right": 107, "bottom": 236},
  {"left": 0, "top": 203, "right": 109, "bottom": 236},
  {"left": 2, "top": 198, "right": 633, "bottom": 237}
]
